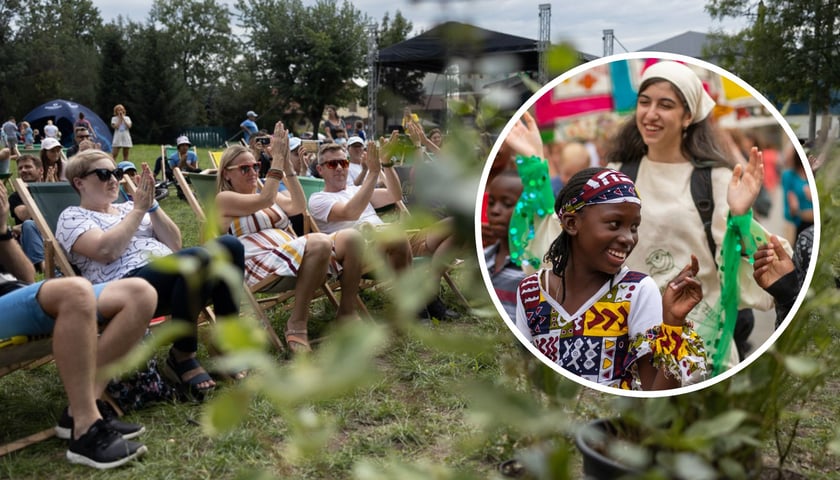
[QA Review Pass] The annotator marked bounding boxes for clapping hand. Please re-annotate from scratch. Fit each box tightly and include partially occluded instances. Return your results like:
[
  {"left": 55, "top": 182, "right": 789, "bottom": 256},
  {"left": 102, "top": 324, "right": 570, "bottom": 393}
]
[
  {"left": 270, "top": 121, "right": 290, "bottom": 170},
  {"left": 133, "top": 163, "right": 155, "bottom": 212},
  {"left": 663, "top": 255, "right": 703, "bottom": 326},
  {"left": 753, "top": 235, "right": 795, "bottom": 289},
  {"left": 728, "top": 146, "right": 764, "bottom": 216},
  {"left": 504, "top": 111, "right": 543, "bottom": 159}
]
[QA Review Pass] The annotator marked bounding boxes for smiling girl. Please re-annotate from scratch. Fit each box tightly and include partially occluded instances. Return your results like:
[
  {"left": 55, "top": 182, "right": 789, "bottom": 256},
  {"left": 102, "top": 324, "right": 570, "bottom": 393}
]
[{"left": 515, "top": 167, "right": 708, "bottom": 390}]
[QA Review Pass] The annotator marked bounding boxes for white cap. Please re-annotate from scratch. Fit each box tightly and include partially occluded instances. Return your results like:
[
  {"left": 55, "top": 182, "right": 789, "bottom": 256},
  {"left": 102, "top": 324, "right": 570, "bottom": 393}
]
[
  {"left": 347, "top": 136, "right": 364, "bottom": 147},
  {"left": 247, "top": 110, "right": 258, "bottom": 118},
  {"left": 176, "top": 135, "right": 191, "bottom": 146},
  {"left": 41, "top": 137, "right": 61, "bottom": 150},
  {"left": 289, "top": 137, "right": 302, "bottom": 151}
]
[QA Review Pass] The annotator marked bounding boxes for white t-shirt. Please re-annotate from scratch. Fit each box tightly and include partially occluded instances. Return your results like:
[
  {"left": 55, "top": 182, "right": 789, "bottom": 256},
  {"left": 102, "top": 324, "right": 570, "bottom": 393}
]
[
  {"left": 44, "top": 124, "right": 59, "bottom": 138},
  {"left": 56, "top": 202, "right": 172, "bottom": 283},
  {"left": 308, "top": 185, "right": 384, "bottom": 234},
  {"left": 346, "top": 163, "right": 363, "bottom": 185}
]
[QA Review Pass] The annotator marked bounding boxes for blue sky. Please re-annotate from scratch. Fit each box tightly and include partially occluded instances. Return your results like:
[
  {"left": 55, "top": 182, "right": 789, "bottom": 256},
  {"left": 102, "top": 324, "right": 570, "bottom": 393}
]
[{"left": 95, "top": 0, "right": 752, "bottom": 58}]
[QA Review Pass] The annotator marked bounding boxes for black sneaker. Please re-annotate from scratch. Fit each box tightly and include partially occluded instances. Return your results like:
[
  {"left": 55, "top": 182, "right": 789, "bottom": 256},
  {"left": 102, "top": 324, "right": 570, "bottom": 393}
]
[
  {"left": 56, "top": 400, "right": 145, "bottom": 440},
  {"left": 66, "top": 419, "right": 147, "bottom": 469},
  {"left": 423, "top": 297, "right": 458, "bottom": 320}
]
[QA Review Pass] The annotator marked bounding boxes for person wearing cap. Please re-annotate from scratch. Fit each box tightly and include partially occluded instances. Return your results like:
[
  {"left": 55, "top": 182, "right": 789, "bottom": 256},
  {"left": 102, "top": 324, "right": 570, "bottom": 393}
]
[
  {"left": 308, "top": 136, "right": 458, "bottom": 321},
  {"left": 169, "top": 136, "right": 199, "bottom": 173},
  {"left": 240, "top": 111, "right": 259, "bottom": 144},
  {"left": 39, "top": 136, "right": 66, "bottom": 181},
  {"left": 345, "top": 136, "right": 369, "bottom": 186},
  {"left": 603, "top": 60, "right": 790, "bottom": 371}
]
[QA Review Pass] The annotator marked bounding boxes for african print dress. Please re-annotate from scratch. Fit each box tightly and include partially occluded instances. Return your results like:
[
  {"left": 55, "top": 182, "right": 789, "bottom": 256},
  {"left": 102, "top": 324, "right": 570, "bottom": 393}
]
[
  {"left": 515, "top": 267, "right": 707, "bottom": 389},
  {"left": 229, "top": 204, "right": 339, "bottom": 287}
]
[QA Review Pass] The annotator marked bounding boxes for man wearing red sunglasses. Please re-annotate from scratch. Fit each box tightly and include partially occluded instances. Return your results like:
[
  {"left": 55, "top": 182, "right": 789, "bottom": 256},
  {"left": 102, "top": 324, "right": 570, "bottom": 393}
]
[{"left": 309, "top": 136, "right": 458, "bottom": 321}]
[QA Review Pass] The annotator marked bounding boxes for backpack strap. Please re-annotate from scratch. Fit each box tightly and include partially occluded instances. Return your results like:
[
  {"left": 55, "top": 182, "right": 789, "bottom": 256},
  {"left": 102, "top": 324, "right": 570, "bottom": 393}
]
[
  {"left": 690, "top": 167, "right": 717, "bottom": 267},
  {"left": 619, "top": 161, "right": 717, "bottom": 265}
]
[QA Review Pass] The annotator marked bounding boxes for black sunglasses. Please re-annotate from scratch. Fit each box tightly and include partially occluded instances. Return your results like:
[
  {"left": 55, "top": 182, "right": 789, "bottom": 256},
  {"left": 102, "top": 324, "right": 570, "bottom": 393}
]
[
  {"left": 81, "top": 168, "right": 124, "bottom": 182},
  {"left": 320, "top": 159, "right": 349, "bottom": 169}
]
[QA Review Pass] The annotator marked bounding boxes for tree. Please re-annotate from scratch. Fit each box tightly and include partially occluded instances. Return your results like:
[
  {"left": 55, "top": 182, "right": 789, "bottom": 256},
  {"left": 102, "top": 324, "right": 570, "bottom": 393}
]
[
  {"left": 705, "top": 0, "right": 840, "bottom": 141},
  {"left": 11, "top": 0, "right": 103, "bottom": 110},
  {"left": 238, "top": 0, "right": 369, "bottom": 136},
  {"left": 149, "top": 0, "right": 237, "bottom": 124},
  {"left": 376, "top": 11, "right": 426, "bottom": 133}
]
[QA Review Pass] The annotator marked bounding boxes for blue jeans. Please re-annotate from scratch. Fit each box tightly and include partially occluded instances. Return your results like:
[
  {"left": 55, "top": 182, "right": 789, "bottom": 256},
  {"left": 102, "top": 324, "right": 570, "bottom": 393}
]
[{"left": 18, "top": 220, "right": 44, "bottom": 265}]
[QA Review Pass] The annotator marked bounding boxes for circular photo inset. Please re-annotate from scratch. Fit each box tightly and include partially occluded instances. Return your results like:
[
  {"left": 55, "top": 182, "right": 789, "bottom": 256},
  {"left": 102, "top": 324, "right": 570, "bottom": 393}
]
[{"left": 476, "top": 52, "right": 818, "bottom": 397}]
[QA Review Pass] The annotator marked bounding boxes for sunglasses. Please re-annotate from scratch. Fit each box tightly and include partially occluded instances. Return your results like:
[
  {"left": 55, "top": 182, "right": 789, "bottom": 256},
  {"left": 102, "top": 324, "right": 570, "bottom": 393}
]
[
  {"left": 226, "top": 163, "right": 260, "bottom": 175},
  {"left": 81, "top": 168, "right": 124, "bottom": 182},
  {"left": 320, "top": 159, "right": 349, "bottom": 169}
]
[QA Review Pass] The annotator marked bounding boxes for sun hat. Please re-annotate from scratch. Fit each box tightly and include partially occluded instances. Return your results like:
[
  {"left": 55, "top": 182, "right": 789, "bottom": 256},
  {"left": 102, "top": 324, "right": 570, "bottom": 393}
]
[
  {"left": 117, "top": 161, "right": 137, "bottom": 172},
  {"left": 640, "top": 61, "right": 716, "bottom": 124},
  {"left": 176, "top": 135, "right": 191, "bottom": 147},
  {"left": 246, "top": 110, "right": 258, "bottom": 118},
  {"left": 41, "top": 137, "right": 61, "bottom": 150},
  {"left": 346, "top": 136, "right": 364, "bottom": 147}
]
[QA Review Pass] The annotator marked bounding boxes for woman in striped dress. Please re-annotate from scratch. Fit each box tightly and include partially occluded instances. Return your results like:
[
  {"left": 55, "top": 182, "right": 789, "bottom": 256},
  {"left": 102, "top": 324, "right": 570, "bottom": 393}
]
[{"left": 216, "top": 122, "right": 363, "bottom": 353}]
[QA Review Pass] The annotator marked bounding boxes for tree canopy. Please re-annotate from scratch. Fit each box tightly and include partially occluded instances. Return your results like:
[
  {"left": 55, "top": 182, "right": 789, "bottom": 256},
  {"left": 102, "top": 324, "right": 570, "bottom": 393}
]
[{"left": 705, "top": 0, "right": 839, "bottom": 140}]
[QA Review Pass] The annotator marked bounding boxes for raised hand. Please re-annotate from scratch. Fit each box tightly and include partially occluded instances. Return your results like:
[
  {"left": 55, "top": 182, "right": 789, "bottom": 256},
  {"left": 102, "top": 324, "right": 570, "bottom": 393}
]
[
  {"left": 132, "top": 163, "right": 155, "bottom": 211},
  {"left": 367, "top": 138, "right": 382, "bottom": 176},
  {"left": 728, "top": 146, "right": 764, "bottom": 216},
  {"left": 270, "top": 121, "right": 290, "bottom": 170},
  {"left": 504, "top": 111, "right": 543, "bottom": 159},
  {"left": 753, "top": 235, "right": 795, "bottom": 289},
  {"left": 662, "top": 255, "right": 703, "bottom": 326}
]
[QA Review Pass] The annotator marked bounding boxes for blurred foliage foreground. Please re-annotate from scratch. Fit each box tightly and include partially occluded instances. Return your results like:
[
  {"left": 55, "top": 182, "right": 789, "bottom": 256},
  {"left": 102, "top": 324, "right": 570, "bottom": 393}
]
[{"left": 95, "top": 50, "right": 840, "bottom": 479}]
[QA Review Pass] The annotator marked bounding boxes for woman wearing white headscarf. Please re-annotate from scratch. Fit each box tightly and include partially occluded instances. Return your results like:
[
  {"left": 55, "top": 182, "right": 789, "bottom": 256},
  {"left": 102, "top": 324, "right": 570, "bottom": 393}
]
[{"left": 606, "top": 60, "right": 788, "bottom": 373}]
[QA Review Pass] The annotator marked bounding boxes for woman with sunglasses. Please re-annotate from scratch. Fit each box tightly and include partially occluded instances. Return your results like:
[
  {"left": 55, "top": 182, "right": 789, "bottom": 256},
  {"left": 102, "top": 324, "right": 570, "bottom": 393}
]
[
  {"left": 55, "top": 150, "right": 246, "bottom": 398},
  {"left": 215, "top": 122, "right": 364, "bottom": 354}
]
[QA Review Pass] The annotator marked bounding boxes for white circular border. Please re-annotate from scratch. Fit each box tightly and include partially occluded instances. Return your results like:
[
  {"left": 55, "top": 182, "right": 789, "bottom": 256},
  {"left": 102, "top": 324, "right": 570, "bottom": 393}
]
[{"left": 474, "top": 51, "right": 821, "bottom": 398}]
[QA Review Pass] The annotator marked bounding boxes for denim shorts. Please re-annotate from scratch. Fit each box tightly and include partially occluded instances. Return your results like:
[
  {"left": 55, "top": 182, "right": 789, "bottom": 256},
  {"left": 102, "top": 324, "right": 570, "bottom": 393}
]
[{"left": 0, "top": 280, "right": 107, "bottom": 339}]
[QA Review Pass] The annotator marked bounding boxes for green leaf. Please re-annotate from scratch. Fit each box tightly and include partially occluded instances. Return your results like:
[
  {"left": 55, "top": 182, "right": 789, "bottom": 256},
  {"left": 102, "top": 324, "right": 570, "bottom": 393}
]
[
  {"left": 202, "top": 388, "right": 252, "bottom": 436},
  {"left": 684, "top": 410, "right": 749, "bottom": 439},
  {"left": 783, "top": 355, "right": 821, "bottom": 377},
  {"left": 671, "top": 452, "right": 717, "bottom": 480}
]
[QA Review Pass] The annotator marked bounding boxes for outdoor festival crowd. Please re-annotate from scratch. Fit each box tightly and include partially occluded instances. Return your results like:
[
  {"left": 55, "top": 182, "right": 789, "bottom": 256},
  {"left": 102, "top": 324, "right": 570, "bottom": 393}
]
[
  {"left": 0, "top": 60, "right": 826, "bottom": 468},
  {"left": 0, "top": 103, "right": 457, "bottom": 468}
]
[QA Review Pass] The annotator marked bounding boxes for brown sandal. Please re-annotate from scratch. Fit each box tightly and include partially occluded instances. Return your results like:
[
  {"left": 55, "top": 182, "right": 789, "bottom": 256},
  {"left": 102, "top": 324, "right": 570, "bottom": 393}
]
[{"left": 284, "top": 328, "right": 312, "bottom": 355}]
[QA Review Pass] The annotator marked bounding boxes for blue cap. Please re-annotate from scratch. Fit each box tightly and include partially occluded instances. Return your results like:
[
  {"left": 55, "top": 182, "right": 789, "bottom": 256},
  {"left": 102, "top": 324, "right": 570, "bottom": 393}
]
[{"left": 117, "top": 161, "right": 137, "bottom": 172}]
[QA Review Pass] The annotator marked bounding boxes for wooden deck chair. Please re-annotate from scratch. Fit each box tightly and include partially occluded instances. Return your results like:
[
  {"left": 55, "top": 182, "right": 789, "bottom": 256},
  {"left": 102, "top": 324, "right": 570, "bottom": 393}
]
[
  {"left": 173, "top": 167, "right": 339, "bottom": 352},
  {"left": 208, "top": 150, "right": 222, "bottom": 169},
  {"left": 0, "top": 336, "right": 57, "bottom": 456}
]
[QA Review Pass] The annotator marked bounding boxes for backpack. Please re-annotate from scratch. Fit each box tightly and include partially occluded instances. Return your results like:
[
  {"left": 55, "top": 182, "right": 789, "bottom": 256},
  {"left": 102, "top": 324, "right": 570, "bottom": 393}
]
[{"left": 619, "top": 162, "right": 717, "bottom": 266}]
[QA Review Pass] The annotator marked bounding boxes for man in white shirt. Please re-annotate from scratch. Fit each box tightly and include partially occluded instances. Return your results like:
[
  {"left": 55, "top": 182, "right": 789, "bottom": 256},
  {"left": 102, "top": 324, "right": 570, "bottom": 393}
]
[
  {"left": 43, "top": 119, "right": 60, "bottom": 139},
  {"left": 308, "top": 141, "right": 457, "bottom": 320}
]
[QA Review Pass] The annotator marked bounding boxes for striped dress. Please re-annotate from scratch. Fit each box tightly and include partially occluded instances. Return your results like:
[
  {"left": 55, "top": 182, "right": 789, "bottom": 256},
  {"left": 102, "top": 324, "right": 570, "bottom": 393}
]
[{"left": 229, "top": 204, "right": 339, "bottom": 287}]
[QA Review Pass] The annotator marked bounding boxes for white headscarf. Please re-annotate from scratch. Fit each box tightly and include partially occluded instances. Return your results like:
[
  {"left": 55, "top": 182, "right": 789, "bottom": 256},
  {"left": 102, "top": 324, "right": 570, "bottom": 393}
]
[{"left": 640, "top": 61, "right": 716, "bottom": 124}]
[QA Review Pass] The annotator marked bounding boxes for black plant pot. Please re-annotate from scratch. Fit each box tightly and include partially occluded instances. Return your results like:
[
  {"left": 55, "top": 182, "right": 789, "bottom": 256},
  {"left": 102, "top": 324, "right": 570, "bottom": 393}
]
[{"left": 575, "top": 418, "right": 640, "bottom": 480}]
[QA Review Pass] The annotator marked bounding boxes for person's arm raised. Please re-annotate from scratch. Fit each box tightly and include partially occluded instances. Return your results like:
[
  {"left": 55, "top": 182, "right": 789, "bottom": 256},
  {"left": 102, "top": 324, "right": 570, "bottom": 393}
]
[{"left": 327, "top": 140, "right": 381, "bottom": 223}]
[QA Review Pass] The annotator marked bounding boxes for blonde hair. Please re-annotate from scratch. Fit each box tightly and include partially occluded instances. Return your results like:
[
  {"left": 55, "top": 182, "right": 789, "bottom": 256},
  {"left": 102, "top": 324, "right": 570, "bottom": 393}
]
[
  {"left": 113, "top": 104, "right": 126, "bottom": 115},
  {"left": 66, "top": 150, "right": 115, "bottom": 193},
  {"left": 216, "top": 144, "right": 251, "bottom": 193}
]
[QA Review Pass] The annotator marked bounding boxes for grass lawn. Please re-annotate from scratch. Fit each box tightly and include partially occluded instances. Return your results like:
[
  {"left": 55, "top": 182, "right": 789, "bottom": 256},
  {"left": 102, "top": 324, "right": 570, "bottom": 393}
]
[
  {"left": 0, "top": 145, "right": 524, "bottom": 478},
  {"left": 2, "top": 145, "right": 840, "bottom": 478}
]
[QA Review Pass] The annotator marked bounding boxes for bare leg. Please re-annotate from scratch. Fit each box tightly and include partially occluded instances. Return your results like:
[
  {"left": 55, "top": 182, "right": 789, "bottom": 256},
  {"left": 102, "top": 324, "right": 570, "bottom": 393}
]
[
  {"left": 422, "top": 218, "right": 457, "bottom": 284},
  {"left": 93, "top": 278, "right": 157, "bottom": 394},
  {"left": 287, "top": 233, "right": 331, "bottom": 334},
  {"left": 122, "top": 147, "right": 130, "bottom": 161},
  {"left": 38, "top": 278, "right": 100, "bottom": 440},
  {"left": 332, "top": 229, "right": 363, "bottom": 318}
]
